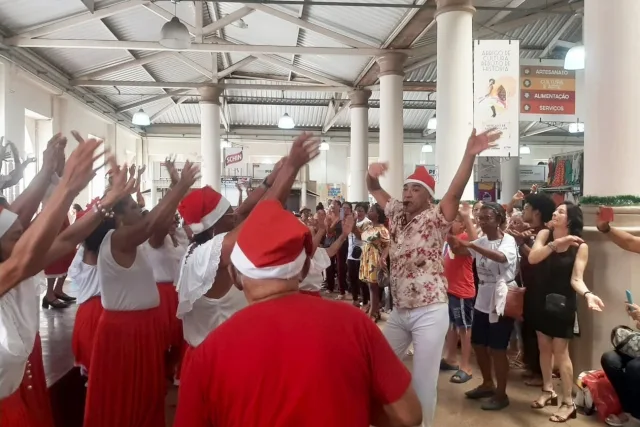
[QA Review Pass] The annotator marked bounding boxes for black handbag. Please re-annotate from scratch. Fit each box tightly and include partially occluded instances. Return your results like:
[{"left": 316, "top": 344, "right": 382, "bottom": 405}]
[
  {"left": 545, "top": 293, "right": 568, "bottom": 314},
  {"left": 351, "top": 246, "right": 362, "bottom": 260}
]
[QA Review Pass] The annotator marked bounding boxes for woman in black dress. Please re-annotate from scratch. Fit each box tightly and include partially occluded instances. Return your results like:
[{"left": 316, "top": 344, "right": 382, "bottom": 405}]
[{"left": 527, "top": 202, "right": 605, "bottom": 423}]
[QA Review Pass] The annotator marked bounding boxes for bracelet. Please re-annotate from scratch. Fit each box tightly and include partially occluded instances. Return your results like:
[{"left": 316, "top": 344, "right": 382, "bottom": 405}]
[
  {"left": 583, "top": 291, "right": 593, "bottom": 298},
  {"left": 93, "top": 199, "right": 114, "bottom": 219},
  {"left": 261, "top": 178, "right": 272, "bottom": 189},
  {"left": 598, "top": 224, "right": 611, "bottom": 234},
  {"left": 547, "top": 242, "right": 557, "bottom": 252}
]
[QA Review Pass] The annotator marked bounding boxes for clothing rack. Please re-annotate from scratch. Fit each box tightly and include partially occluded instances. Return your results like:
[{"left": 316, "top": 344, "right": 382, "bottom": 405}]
[{"left": 550, "top": 149, "right": 583, "bottom": 161}]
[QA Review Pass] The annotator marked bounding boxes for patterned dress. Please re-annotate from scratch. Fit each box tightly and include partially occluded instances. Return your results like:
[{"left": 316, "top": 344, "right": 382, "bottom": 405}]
[{"left": 358, "top": 223, "right": 389, "bottom": 284}]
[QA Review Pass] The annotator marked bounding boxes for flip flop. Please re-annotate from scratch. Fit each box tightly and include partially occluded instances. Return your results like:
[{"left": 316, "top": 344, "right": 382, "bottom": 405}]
[
  {"left": 440, "top": 359, "right": 459, "bottom": 371},
  {"left": 450, "top": 370, "right": 472, "bottom": 384}
]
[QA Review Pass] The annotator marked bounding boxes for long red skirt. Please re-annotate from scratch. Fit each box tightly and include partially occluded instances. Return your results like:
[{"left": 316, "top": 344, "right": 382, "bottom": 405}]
[
  {"left": 300, "top": 290, "right": 322, "bottom": 297},
  {"left": 72, "top": 296, "right": 104, "bottom": 373},
  {"left": 0, "top": 388, "right": 33, "bottom": 427},
  {"left": 21, "top": 334, "right": 54, "bottom": 427},
  {"left": 157, "top": 282, "right": 184, "bottom": 380},
  {"left": 84, "top": 308, "right": 168, "bottom": 427}
]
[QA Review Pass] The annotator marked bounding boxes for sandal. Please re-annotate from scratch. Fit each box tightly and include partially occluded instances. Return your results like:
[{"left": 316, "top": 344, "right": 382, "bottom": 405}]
[
  {"left": 465, "top": 385, "right": 495, "bottom": 400},
  {"left": 440, "top": 359, "right": 459, "bottom": 371},
  {"left": 450, "top": 370, "right": 472, "bottom": 384},
  {"left": 531, "top": 389, "right": 558, "bottom": 409},
  {"left": 605, "top": 414, "right": 629, "bottom": 427},
  {"left": 550, "top": 403, "right": 577, "bottom": 423}
]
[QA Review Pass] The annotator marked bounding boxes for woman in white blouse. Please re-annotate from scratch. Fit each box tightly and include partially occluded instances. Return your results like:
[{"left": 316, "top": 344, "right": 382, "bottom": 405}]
[{"left": 0, "top": 136, "right": 116, "bottom": 426}]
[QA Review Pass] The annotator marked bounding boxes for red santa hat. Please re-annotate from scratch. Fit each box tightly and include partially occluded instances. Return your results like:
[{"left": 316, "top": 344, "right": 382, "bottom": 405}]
[
  {"left": 178, "top": 186, "right": 231, "bottom": 234},
  {"left": 405, "top": 166, "right": 436, "bottom": 197},
  {"left": 230, "top": 200, "right": 312, "bottom": 280},
  {"left": 0, "top": 206, "right": 18, "bottom": 238}
]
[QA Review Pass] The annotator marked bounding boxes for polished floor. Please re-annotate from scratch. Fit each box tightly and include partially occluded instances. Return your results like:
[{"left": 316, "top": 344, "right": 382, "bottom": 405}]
[{"left": 41, "top": 285, "right": 602, "bottom": 427}]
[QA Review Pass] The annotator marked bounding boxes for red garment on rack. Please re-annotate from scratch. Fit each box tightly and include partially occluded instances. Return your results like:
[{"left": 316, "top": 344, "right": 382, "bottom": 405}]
[{"left": 552, "top": 160, "right": 565, "bottom": 187}]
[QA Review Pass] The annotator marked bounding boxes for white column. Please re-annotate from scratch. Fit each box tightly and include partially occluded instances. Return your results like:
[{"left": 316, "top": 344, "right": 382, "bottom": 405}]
[
  {"left": 583, "top": 0, "right": 640, "bottom": 196},
  {"left": 300, "top": 165, "right": 308, "bottom": 209},
  {"left": 376, "top": 53, "right": 406, "bottom": 199},
  {"left": 198, "top": 86, "right": 222, "bottom": 190},
  {"left": 434, "top": 0, "right": 475, "bottom": 200},
  {"left": 500, "top": 156, "right": 520, "bottom": 203},
  {"left": 348, "top": 89, "right": 372, "bottom": 202}
]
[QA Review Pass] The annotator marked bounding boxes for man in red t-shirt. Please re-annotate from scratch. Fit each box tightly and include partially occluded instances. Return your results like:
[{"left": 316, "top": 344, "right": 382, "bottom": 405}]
[
  {"left": 174, "top": 199, "right": 422, "bottom": 427},
  {"left": 441, "top": 205, "right": 477, "bottom": 384}
]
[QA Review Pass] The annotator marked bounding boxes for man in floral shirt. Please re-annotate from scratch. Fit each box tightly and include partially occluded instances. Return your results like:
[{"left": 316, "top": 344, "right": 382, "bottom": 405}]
[{"left": 366, "top": 129, "right": 501, "bottom": 427}]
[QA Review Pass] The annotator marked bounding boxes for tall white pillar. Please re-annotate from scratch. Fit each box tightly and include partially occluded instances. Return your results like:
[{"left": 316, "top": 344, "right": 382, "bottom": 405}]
[
  {"left": 376, "top": 53, "right": 406, "bottom": 199},
  {"left": 499, "top": 156, "right": 520, "bottom": 203},
  {"left": 573, "top": 0, "right": 640, "bottom": 375},
  {"left": 434, "top": 0, "right": 475, "bottom": 200},
  {"left": 348, "top": 89, "right": 372, "bottom": 202},
  {"left": 300, "top": 165, "right": 308, "bottom": 209},
  {"left": 198, "top": 86, "right": 222, "bottom": 190}
]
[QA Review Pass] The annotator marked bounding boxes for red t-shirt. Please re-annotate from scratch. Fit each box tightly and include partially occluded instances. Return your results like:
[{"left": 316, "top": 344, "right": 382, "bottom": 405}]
[
  {"left": 174, "top": 293, "right": 411, "bottom": 427},
  {"left": 444, "top": 232, "right": 476, "bottom": 299}
]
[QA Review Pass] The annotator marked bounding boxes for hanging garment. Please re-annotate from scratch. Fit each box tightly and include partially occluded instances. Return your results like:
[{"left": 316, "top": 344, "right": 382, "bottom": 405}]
[
  {"left": 572, "top": 154, "right": 582, "bottom": 185},
  {"left": 564, "top": 158, "right": 573, "bottom": 186},
  {"left": 547, "top": 160, "right": 555, "bottom": 186},
  {"left": 551, "top": 160, "right": 566, "bottom": 187}
]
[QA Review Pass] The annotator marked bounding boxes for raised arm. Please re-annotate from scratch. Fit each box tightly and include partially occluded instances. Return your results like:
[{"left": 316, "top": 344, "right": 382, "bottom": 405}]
[
  {"left": 0, "top": 138, "right": 101, "bottom": 297},
  {"left": 597, "top": 207, "right": 640, "bottom": 254},
  {"left": 42, "top": 156, "right": 135, "bottom": 266},
  {"left": 9, "top": 134, "right": 65, "bottom": 227},
  {"left": 234, "top": 158, "right": 285, "bottom": 219},
  {"left": 366, "top": 162, "right": 392, "bottom": 209},
  {"left": 440, "top": 129, "right": 501, "bottom": 222},
  {"left": 528, "top": 229, "right": 583, "bottom": 265},
  {"left": 111, "top": 161, "right": 199, "bottom": 251}
]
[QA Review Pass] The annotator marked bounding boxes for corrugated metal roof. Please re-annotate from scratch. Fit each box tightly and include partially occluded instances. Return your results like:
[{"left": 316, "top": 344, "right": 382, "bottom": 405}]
[
  {"left": 102, "top": 4, "right": 168, "bottom": 42},
  {"left": 0, "top": 0, "right": 88, "bottom": 32},
  {"left": 217, "top": 6, "right": 300, "bottom": 48},
  {"left": 153, "top": 102, "right": 201, "bottom": 125},
  {"left": 144, "top": 56, "right": 207, "bottom": 83}
]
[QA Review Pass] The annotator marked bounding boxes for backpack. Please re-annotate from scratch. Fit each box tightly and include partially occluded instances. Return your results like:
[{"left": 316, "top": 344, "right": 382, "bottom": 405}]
[{"left": 611, "top": 325, "right": 640, "bottom": 358}]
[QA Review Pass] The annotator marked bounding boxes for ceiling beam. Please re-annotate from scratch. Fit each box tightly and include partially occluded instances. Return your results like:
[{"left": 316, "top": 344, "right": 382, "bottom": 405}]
[
  {"left": 81, "top": 0, "right": 95, "bottom": 13},
  {"left": 5, "top": 0, "right": 150, "bottom": 42},
  {"left": 244, "top": 3, "right": 377, "bottom": 48},
  {"left": 355, "top": 0, "right": 434, "bottom": 86},
  {"left": 202, "top": 6, "right": 255, "bottom": 36},
  {"left": 143, "top": 3, "right": 197, "bottom": 34},
  {"left": 483, "top": 0, "right": 527, "bottom": 27},
  {"left": 7, "top": 38, "right": 411, "bottom": 56},
  {"left": 322, "top": 100, "right": 350, "bottom": 133},
  {"left": 194, "top": 0, "right": 204, "bottom": 43},
  {"left": 218, "top": 57, "right": 257, "bottom": 78},
  {"left": 74, "top": 52, "right": 173, "bottom": 79},
  {"left": 150, "top": 96, "right": 189, "bottom": 122},
  {"left": 115, "top": 89, "right": 192, "bottom": 112},
  {"left": 174, "top": 52, "right": 213, "bottom": 79},
  {"left": 539, "top": 13, "right": 579, "bottom": 58}
]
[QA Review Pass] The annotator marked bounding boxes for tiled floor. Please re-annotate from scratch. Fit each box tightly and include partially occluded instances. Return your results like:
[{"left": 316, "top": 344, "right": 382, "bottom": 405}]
[{"left": 41, "top": 287, "right": 602, "bottom": 427}]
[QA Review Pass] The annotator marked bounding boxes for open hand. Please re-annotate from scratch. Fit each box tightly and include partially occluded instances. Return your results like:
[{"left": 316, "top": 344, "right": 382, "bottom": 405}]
[
  {"left": 137, "top": 165, "right": 146, "bottom": 177},
  {"left": 465, "top": 128, "right": 502, "bottom": 156},
  {"left": 103, "top": 156, "right": 136, "bottom": 204},
  {"left": 368, "top": 162, "right": 388, "bottom": 179},
  {"left": 178, "top": 161, "right": 200, "bottom": 189},
  {"left": 288, "top": 132, "right": 320, "bottom": 169},
  {"left": 586, "top": 293, "right": 605, "bottom": 312},
  {"left": 316, "top": 210, "right": 327, "bottom": 231},
  {"left": 341, "top": 214, "right": 354, "bottom": 237},
  {"left": 61, "top": 137, "right": 103, "bottom": 195},
  {"left": 512, "top": 190, "right": 525, "bottom": 202},
  {"left": 459, "top": 202, "right": 472, "bottom": 219},
  {"left": 42, "top": 133, "right": 67, "bottom": 174}
]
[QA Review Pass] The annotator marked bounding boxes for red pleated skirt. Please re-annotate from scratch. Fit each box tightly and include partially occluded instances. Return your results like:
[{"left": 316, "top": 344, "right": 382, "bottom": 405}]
[
  {"left": 21, "top": 334, "right": 54, "bottom": 427},
  {"left": 0, "top": 388, "right": 33, "bottom": 427},
  {"left": 157, "top": 282, "right": 184, "bottom": 380},
  {"left": 44, "top": 218, "right": 75, "bottom": 278},
  {"left": 84, "top": 307, "right": 168, "bottom": 427},
  {"left": 180, "top": 344, "right": 195, "bottom": 383},
  {"left": 72, "top": 296, "right": 104, "bottom": 373}
]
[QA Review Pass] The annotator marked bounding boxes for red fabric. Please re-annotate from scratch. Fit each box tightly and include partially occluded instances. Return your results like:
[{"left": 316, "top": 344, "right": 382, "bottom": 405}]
[
  {"left": 178, "top": 186, "right": 225, "bottom": 227},
  {"left": 72, "top": 296, "right": 104, "bottom": 372},
  {"left": 179, "top": 344, "right": 195, "bottom": 383},
  {"left": 174, "top": 294, "right": 411, "bottom": 427},
  {"left": 20, "top": 334, "right": 54, "bottom": 427},
  {"left": 582, "top": 370, "right": 622, "bottom": 422},
  {"left": 235, "top": 200, "right": 312, "bottom": 269},
  {"left": 406, "top": 166, "right": 436, "bottom": 193},
  {"left": 299, "top": 290, "right": 321, "bottom": 297},
  {"left": 0, "top": 389, "right": 33, "bottom": 427},
  {"left": 444, "top": 232, "right": 475, "bottom": 299},
  {"left": 84, "top": 308, "right": 168, "bottom": 427},
  {"left": 44, "top": 218, "right": 75, "bottom": 277},
  {"left": 157, "top": 282, "right": 184, "bottom": 381}
]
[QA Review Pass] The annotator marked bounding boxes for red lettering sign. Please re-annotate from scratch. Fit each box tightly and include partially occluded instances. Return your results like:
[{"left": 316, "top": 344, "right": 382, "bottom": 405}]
[{"left": 225, "top": 151, "right": 243, "bottom": 166}]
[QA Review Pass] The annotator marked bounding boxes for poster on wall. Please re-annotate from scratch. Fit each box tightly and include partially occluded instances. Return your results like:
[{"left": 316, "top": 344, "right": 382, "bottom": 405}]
[
  {"left": 473, "top": 40, "right": 520, "bottom": 158},
  {"left": 520, "top": 59, "right": 577, "bottom": 122},
  {"left": 475, "top": 182, "right": 497, "bottom": 203}
]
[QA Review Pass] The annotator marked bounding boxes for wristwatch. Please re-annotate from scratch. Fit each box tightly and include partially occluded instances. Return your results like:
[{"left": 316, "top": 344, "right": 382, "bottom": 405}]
[{"left": 598, "top": 224, "right": 611, "bottom": 233}]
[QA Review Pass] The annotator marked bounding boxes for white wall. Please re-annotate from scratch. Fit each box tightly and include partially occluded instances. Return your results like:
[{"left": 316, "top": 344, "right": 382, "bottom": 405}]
[{"left": 0, "top": 60, "right": 142, "bottom": 204}]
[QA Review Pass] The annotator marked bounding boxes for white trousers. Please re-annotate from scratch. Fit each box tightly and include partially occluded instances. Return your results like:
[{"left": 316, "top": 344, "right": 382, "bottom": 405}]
[{"left": 383, "top": 303, "right": 449, "bottom": 427}]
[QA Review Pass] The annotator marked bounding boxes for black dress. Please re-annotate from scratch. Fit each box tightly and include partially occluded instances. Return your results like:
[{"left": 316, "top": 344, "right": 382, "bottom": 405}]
[{"left": 532, "top": 236, "right": 579, "bottom": 339}]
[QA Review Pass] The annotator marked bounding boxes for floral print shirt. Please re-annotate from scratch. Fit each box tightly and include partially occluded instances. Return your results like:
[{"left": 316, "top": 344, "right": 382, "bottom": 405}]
[{"left": 385, "top": 199, "right": 452, "bottom": 309}]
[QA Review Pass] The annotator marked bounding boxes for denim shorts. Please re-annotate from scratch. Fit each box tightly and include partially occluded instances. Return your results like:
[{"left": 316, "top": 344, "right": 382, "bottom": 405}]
[
  {"left": 447, "top": 294, "right": 474, "bottom": 328},
  {"left": 471, "top": 309, "right": 515, "bottom": 350}
]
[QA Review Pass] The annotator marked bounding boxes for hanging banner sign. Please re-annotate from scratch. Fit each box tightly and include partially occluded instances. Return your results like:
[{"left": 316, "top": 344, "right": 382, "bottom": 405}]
[
  {"left": 224, "top": 146, "right": 243, "bottom": 166},
  {"left": 473, "top": 40, "right": 520, "bottom": 157},
  {"left": 520, "top": 59, "right": 577, "bottom": 122}
]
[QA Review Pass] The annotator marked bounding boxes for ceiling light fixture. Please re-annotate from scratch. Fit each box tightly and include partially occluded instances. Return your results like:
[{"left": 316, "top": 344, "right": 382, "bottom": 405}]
[
  {"left": 319, "top": 141, "right": 330, "bottom": 151},
  {"left": 132, "top": 109, "right": 151, "bottom": 126},
  {"left": 278, "top": 112, "right": 295, "bottom": 129},
  {"left": 568, "top": 122, "right": 585, "bottom": 133},
  {"left": 231, "top": 18, "right": 249, "bottom": 29},
  {"left": 421, "top": 144, "right": 433, "bottom": 153},
  {"left": 564, "top": 45, "right": 584, "bottom": 70},
  {"left": 427, "top": 116, "right": 437, "bottom": 130},
  {"left": 520, "top": 145, "right": 531, "bottom": 155},
  {"left": 160, "top": 17, "right": 191, "bottom": 50}
]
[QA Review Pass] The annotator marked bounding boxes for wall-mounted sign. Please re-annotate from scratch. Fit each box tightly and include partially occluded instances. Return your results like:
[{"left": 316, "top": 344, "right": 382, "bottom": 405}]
[
  {"left": 519, "top": 165, "right": 547, "bottom": 182},
  {"left": 474, "top": 39, "right": 520, "bottom": 157},
  {"left": 520, "top": 59, "right": 577, "bottom": 122},
  {"left": 224, "top": 147, "right": 243, "bottom": 166}
]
